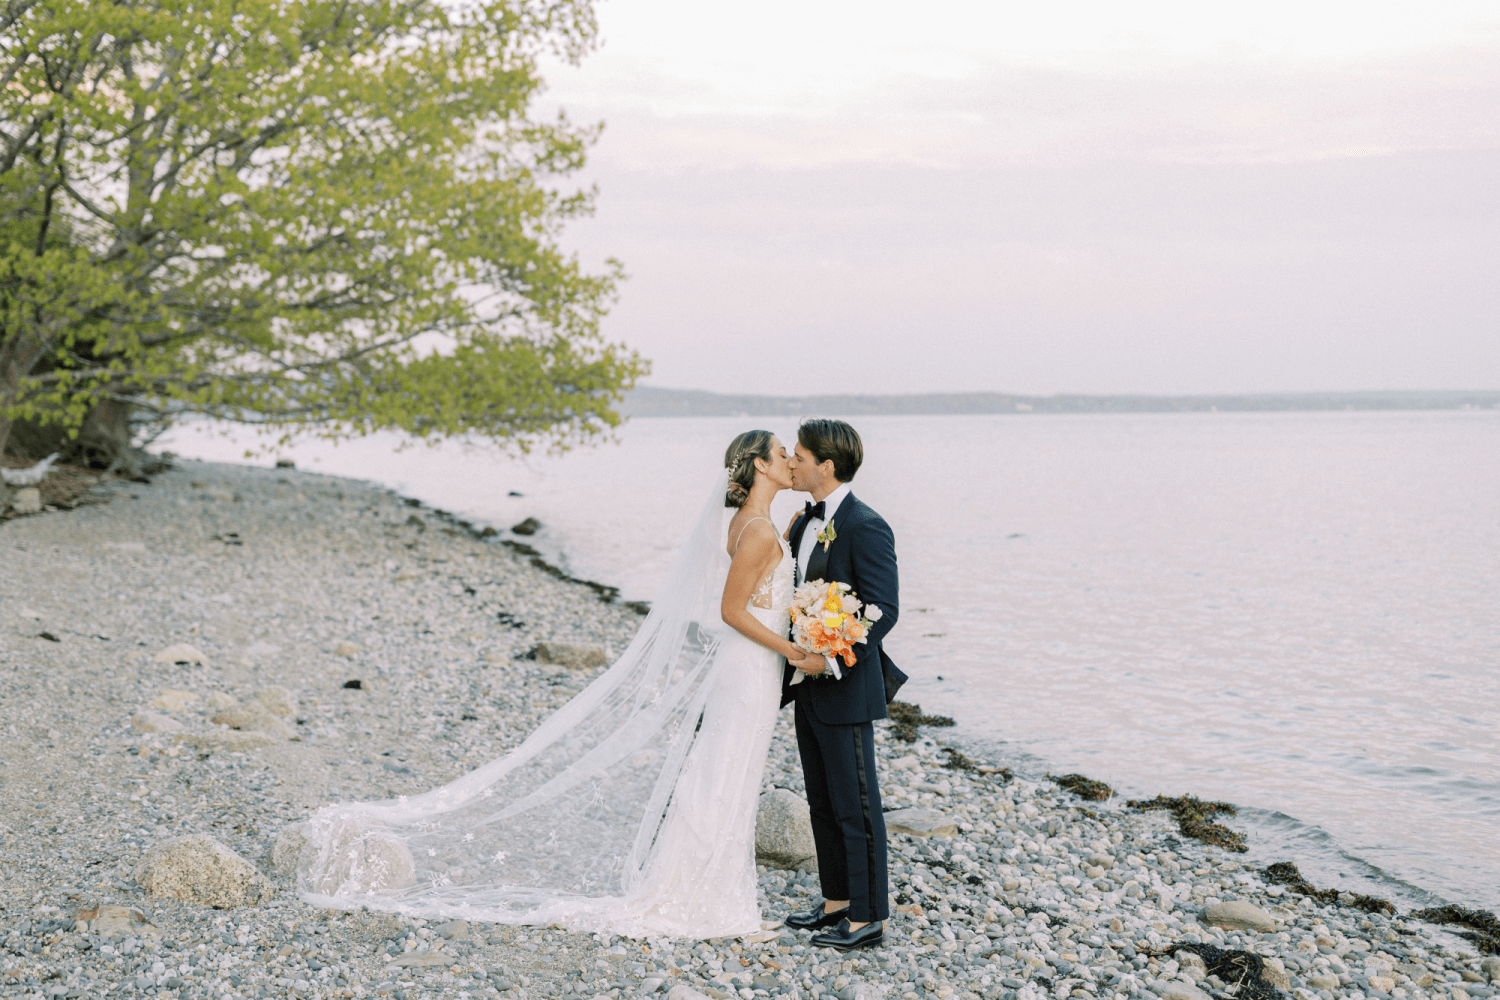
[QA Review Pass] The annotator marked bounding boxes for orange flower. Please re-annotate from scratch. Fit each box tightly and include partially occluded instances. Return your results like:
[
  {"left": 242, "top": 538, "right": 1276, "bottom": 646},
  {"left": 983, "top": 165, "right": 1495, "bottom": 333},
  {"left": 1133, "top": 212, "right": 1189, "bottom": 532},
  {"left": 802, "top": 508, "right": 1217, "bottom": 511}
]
[{"left": 846, "top": 621, "right": 867, "bottom": 641}]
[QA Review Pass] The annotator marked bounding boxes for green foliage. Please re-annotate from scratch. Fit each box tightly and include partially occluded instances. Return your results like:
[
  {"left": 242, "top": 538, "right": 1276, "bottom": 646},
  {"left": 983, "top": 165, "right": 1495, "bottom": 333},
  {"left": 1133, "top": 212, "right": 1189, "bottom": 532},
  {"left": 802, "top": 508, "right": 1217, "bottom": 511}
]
[{"left": 0, "top": 0, "right": 643, "bottom": 455}]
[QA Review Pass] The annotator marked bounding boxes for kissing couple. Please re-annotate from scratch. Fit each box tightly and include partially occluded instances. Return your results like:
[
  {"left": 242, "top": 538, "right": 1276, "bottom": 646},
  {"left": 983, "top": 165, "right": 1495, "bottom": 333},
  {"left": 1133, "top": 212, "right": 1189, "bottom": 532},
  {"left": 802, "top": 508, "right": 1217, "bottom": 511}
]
[{"left": 294, "top": 418, "right": 906, "bottom": 952}]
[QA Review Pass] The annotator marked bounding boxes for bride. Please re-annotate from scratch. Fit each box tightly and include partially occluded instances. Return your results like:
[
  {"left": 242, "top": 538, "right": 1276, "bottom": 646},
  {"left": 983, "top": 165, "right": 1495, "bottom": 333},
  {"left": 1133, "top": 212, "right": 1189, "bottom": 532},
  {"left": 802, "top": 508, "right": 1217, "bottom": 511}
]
[{"left": 294, "top": 430, "right": 825, "bottom": 939}]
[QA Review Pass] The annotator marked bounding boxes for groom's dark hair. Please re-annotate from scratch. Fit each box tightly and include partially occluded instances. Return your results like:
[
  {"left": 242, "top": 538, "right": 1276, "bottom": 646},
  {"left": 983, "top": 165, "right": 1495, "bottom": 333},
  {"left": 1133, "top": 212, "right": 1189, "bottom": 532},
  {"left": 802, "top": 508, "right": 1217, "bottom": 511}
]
[{"left": 798, "top": 419, "right": 863, "bottom": 483}]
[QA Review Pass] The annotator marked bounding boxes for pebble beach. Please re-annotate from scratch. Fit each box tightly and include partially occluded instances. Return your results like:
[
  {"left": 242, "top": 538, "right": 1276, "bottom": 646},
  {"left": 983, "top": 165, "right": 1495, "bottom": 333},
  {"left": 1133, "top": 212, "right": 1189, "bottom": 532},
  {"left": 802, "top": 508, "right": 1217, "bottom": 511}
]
[{"left": 1, "top": 460, "right": 1496, "bottom": 1000}]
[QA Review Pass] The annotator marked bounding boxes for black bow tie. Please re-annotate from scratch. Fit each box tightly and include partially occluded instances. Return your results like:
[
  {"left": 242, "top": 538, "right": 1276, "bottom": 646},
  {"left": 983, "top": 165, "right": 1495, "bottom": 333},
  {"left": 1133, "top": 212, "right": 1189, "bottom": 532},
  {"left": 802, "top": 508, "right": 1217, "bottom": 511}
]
[{"left": 803, "top": 500, "right": 826, "bottom": 521}]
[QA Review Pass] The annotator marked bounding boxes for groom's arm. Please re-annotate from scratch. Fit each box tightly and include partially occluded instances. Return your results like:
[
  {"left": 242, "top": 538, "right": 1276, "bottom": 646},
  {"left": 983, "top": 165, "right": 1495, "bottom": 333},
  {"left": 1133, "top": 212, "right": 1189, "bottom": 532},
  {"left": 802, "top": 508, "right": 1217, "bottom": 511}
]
[{"left": 850, "top": 515, "right": 899, "bottom": 650}]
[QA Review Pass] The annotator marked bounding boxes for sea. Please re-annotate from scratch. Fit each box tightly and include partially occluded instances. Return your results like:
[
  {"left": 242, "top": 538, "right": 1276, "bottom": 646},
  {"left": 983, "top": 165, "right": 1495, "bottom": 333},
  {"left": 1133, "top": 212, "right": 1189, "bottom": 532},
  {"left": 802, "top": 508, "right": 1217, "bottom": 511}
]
[{"left": 159, "top": 409, "right": 1500, "bottom": 912}]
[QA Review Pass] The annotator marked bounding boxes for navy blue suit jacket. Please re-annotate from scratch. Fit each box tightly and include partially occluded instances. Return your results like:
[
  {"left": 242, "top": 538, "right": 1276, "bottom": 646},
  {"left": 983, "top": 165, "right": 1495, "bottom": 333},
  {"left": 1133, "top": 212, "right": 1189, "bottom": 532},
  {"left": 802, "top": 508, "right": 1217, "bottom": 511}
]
[{"left": 781, "top": 491, "right": 904, "bottom": 724}]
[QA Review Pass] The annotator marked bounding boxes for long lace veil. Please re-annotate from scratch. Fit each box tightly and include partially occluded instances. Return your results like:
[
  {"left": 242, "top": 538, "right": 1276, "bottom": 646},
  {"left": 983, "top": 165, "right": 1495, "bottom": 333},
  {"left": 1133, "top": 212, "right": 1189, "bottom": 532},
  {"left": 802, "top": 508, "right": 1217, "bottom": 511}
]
[{"left": 294, "top": 471, "right": 736, "bottom": 922}]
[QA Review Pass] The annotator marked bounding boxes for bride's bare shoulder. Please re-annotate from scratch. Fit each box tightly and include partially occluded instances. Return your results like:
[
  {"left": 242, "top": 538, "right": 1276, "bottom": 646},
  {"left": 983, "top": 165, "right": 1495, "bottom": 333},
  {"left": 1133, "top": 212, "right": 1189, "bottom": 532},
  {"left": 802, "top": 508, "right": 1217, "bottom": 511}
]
[{"left": 727, "top": 511, "right": 778, "bottom": 556}]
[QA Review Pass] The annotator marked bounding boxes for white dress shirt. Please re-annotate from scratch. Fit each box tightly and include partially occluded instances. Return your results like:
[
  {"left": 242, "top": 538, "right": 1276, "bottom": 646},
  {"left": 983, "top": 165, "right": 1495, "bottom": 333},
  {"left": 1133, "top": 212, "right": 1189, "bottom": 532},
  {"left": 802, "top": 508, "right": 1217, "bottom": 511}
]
[
  {"left": 795, "top": 481, "right": 850, "bottom": 585},
  {"left": 792, "top": 481, "right": 851, "bottom": 682}
]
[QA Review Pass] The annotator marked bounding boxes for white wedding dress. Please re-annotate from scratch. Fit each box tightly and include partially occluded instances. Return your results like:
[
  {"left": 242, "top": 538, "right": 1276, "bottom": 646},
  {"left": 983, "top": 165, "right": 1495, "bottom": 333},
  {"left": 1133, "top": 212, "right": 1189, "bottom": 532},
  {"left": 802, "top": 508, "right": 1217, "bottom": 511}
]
[{"left": 294, "top": 474, "right": 793, "bottom": 940}]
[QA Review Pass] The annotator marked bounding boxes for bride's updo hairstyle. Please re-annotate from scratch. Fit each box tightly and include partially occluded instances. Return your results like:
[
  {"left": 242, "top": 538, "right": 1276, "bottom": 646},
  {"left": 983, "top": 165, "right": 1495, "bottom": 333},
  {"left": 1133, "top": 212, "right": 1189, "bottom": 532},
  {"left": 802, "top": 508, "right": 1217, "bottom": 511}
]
[{"left": 724, "top": 429, "right": 775, "bottom": 508}]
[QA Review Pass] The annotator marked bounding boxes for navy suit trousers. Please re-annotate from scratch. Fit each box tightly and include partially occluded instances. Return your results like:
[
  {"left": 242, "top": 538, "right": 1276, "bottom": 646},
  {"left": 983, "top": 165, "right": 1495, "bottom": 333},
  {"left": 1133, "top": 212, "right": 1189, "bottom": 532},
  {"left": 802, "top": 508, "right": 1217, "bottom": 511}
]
[{"left": 793, "top": 691, "right": 890, "bottom": 922}]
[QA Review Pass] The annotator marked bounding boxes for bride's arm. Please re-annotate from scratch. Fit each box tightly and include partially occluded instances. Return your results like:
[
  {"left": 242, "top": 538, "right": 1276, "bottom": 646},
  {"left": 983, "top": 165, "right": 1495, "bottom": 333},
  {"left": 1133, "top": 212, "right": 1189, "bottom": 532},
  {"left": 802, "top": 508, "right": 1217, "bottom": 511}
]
[{"left": 721, "top": 523, "right": 818, "bottom": 667}]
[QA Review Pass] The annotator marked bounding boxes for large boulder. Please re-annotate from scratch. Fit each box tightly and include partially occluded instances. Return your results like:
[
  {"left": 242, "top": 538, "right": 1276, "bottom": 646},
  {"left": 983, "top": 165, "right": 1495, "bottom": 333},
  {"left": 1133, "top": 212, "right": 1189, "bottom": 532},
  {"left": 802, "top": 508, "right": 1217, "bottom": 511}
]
[
  {"left": 532, "top": 641, "right": 608, "bottom": 669},
  {"left": 755, "top": 789, "right": 819, "bottom": 872},
  {"left": 134, "top": 834, "right": 272, "bottom": 908}
]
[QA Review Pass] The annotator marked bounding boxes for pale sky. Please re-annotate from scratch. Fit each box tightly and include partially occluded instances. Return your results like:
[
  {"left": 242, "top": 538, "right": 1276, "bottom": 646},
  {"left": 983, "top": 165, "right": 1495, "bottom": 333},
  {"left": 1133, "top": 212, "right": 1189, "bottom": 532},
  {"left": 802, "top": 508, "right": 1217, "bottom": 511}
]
[{"left": 536, "top": 0, "right": 1500, "bottom": 396}]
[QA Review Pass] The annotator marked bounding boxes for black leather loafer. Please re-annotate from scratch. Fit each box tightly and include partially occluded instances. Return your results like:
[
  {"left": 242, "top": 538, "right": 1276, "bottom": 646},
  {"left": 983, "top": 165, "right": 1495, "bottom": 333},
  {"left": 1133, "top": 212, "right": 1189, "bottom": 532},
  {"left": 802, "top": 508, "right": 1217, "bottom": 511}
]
[
  {"left": 784, "top": 902, "right": 850, "bottom": 930},
  {"left": 810, "top": 918, "right": 883, "bottom": 952}
]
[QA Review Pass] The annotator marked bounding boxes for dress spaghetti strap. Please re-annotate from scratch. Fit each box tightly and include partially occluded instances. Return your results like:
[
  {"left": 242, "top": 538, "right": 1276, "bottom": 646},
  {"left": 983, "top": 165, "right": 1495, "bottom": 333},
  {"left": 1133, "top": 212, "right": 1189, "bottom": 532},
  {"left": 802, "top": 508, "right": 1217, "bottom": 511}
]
[{"left": 732, "top": 516, "right": 774, "bottom": 554}]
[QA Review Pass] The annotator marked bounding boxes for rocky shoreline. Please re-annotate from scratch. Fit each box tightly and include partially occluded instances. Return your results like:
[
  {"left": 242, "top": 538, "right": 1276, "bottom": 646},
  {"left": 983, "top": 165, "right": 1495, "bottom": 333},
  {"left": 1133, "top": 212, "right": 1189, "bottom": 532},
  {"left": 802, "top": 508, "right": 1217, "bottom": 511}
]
[{"left": 1, "top": 460, "right": 1496, "bottom": 1000}]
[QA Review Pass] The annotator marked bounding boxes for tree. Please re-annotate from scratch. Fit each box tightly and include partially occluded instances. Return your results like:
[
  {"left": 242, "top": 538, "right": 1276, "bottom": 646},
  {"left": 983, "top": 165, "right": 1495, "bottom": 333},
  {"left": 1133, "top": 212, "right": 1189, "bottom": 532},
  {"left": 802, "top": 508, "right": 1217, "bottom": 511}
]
[{"left": 0, "top": 0, "right": 644, "bottom": 474}]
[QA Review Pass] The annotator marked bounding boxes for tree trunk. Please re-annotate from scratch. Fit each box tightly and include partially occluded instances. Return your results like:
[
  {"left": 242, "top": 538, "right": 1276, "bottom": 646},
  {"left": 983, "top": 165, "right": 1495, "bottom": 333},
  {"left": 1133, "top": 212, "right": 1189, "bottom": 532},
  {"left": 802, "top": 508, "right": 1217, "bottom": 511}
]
[{"left": 5, "top": 398, "right": 163, "bottom": 480}]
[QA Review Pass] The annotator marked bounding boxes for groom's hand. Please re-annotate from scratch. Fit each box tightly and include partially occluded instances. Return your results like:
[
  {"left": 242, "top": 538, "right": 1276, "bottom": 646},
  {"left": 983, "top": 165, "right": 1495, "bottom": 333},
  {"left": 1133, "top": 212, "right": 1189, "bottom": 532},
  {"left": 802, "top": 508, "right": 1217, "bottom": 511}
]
[{"left": 789, "top": 648, "right": 825, "bottom": 673}]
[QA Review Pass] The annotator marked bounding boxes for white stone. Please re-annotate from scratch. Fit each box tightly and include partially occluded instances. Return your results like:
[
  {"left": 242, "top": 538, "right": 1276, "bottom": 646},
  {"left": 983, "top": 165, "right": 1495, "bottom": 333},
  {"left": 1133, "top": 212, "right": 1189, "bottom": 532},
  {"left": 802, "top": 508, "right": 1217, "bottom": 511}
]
[
  {"left": 253, "top": 685, "right": 295, "bottom": 717},
  {"left": 152, "top": 643, "right": 208, "bottom": 665},
  {"left": 1481, "top": 958, "right": 1500, "bottom": 982},
  {"left": 883, "top": 808, "right": 957, "bottom": 838},
  {"left": 301, "top": 815, "right": 417, "bottom": 895},
  {"left": 74, "top": 905, "right": 160, "bottom": 938},
  {"left": 1203, "top": 899, "right": 1278, "bottom": 933},
  {"left": 206, "top": 691, "right": 238, "bottom": 710},
  {"left": 755, "top": 789, "right": 819, "bottom": 871},
  {"left": 18, "top": 607, "right": 42, "bottom": 620},
  {"left": 134, "top": 834, "right": 272, "bottom": 908},
  {"left": 210, "top": 703, "right": 295, "bottom": 739},
  {"left": 132, "top": 711, "right": 183, "bottom": 734},
  {"left": 335, "top": 641, "right": 360, "bottom": 657},
  {"left": 668, "top": 986, "right": 715, "bottom": 1000},
  {"left": 150, "top": 690, "right": 197, "bottom": 711},
  {"left": 1151, "top": 980, "right": 1212, "bottom": 1000},
  {"left": 9, "top": 487, "right": 42, "bottom": 514}
]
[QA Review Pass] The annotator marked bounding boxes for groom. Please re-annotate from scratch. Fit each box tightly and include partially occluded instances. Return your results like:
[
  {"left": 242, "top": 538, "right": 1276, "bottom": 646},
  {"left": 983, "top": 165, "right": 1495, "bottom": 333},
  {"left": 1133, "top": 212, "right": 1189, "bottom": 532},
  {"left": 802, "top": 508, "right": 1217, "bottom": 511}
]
[{"left": 782, "top": 418, "right": 905, "bottom": 952}]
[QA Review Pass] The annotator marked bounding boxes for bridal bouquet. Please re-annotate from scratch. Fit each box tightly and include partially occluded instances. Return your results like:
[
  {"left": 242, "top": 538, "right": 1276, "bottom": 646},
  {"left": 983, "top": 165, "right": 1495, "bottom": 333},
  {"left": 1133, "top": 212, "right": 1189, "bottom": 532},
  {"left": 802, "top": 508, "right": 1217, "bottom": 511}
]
[{"left": 789, "top": 579, "right": 882, "bottom": 682}]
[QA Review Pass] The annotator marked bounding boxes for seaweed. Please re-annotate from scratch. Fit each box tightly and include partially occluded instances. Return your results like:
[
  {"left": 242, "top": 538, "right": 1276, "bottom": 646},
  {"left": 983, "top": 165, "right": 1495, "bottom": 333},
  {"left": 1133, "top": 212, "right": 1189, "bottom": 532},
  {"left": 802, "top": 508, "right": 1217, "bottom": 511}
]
[
  {"left": 1125, "top": 794, "right": 1247, "bottom": 852},
  {"left": 886, "top": 701, "right": 957, "bottom": 743},
  {"left": 942, "top": 747, "right": 977, "bottom": 771},
  {"left": 1410, "top": 905, "right": 1500, "bottom": 955},
  {"left": 1261, "top": 861, "right": 1394, "bottom": 916},
  {"left": 1054, "top": 773, "right": 1113, "bottom": 801},
  {"left": 1175, "top": 943, "right": 1284, "bottom": 1000}
]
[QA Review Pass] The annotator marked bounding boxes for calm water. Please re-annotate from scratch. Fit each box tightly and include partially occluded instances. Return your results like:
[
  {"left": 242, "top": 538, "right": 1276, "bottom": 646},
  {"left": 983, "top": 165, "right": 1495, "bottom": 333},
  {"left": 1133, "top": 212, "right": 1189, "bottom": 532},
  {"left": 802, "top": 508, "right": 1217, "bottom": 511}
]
[{"left": 161, "top": 410, "right": 1500, "bottom": 910}]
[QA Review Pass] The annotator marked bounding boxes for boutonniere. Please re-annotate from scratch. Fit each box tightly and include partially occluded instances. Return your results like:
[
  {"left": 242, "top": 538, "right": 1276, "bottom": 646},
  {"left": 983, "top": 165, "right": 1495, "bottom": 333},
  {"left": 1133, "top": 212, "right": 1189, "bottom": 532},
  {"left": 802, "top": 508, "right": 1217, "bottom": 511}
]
[{"left": 817, "top": 518, "right": 837, "bottom": 552}]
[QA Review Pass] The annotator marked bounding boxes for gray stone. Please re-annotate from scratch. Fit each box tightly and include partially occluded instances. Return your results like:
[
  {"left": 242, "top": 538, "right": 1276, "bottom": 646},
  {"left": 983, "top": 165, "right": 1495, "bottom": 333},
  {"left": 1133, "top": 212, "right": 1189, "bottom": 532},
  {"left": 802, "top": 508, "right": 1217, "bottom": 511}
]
[
  {"left": 1483, "top": 959, "right": 1500, "bottom": 982},
  {"left": 1307, "top": 975, "right": 1341, "bottom": 990},
  {"left": 837, "top": 984, "right": 883, "bottom": 1000},
  {"left": 434, "top": 919, "right": 469, "bottom": 940},
  {"left": 533, "top": 640, "right": 609, "bottom": 669},
  {"left": 134, "top": 834, "right": 272, "bottom": 908},
  {"left": 755, "top": 789, "right": 819, "bottom": 871},
  {"left": 668, "top": 986, "right": 714, "bottom": 1000},
  {"left": 1203, "top": 900, "right": 1278, "bottom": 933},
  {"left": 1174, "top": 952, "right": 1208, "bottom": 982},
  {"left": 883, "top": 808, "right": 957, "bottom": 838},
  {"left": 174, "top": 729, "right": 281, "bottom": 752},
  {"left": 10, "top": 486, "right": 42, "bottom": 514},
  {"left": 132, "top": 711, "right": 183, "bottom": 734}
]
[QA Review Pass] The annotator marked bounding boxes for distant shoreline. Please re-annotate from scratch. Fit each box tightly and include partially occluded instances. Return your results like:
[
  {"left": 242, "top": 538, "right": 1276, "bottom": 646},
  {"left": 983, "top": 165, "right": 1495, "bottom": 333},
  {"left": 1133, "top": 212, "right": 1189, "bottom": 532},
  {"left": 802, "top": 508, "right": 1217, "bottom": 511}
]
[{"left": 620, "top": 387, "right": 1500, "bottom": 419}]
